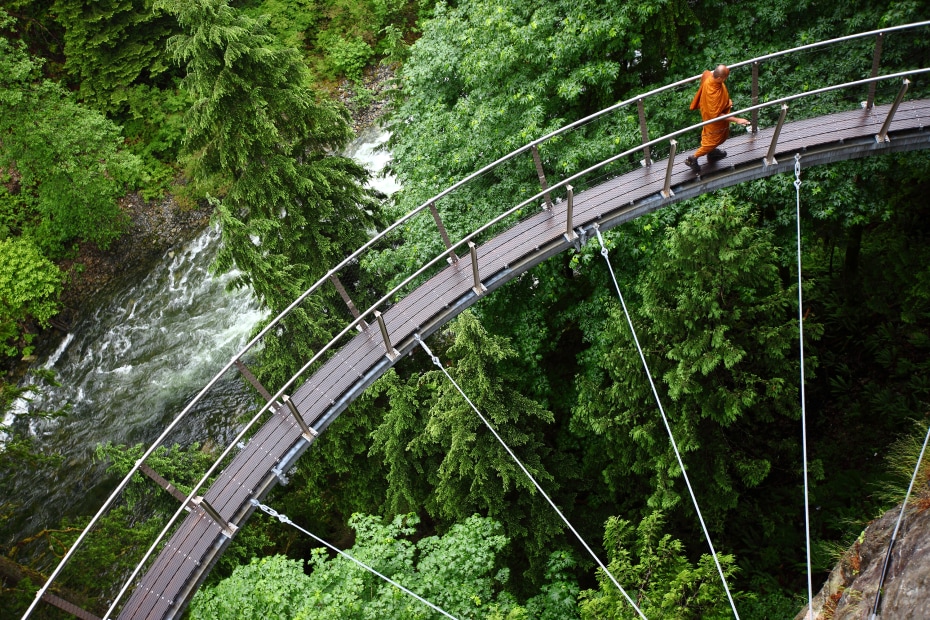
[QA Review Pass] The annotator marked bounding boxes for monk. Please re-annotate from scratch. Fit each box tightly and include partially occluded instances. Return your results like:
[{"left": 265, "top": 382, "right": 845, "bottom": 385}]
[{"left": 684, "top": 64, "right": 749, "bottom": 172}]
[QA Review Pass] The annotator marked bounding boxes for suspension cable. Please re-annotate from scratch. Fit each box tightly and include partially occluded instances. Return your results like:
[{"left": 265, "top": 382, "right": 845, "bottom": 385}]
[
  {"left": 249, "top": 499, "right": 460, "bottom": 620},
  {"left": 414, "top": 334, "right": 648, "bottom": 620},
  {"left": 869, "top": 420, "right": 930, "bottom": 619},
  {"left": 794, "top": 153, "right": 815, "bottom": 620},
  {"left": 592, "top": 226, "right": 740, "bottom": 619}
]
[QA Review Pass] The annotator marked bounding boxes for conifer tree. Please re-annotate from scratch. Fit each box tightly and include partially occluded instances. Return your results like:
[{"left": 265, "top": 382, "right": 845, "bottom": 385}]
[
  {"left": 53, "top": 0, "right": 177, "bottom": 113},
  {"left": 157, "top": 0, "right": 382, "bottom": 385},
  {"left": 573, "top": 196, "right": 819, "bottom": 527}
]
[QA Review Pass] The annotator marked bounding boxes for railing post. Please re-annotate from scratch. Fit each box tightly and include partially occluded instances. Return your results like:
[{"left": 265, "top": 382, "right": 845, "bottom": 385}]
[
  {"left": 763, "top": 104, "right": 789, "bottom": 166},
  {"left": 864, "top": 32, "right": 884, "bottom": 111},
  {"left": 530, "top": 144, "right": 554, "bottom": 210},
  {"left": 637, "top": 98, "right": 652, "bottom": 166},
  {"left": 428, "top": 201, "right": 458, "bottom": 263},
  {"left": 661, "top": 140, "right": 678, "bottom": 198},
  {"left": 281, "top": 394, "right": 319, "bottom": 443},
  {"left": 191, "top": 496, "right": 238, "bottom": 538},
  {"left": 564, "top": 185, "right": 578, "bottom": 242},
  {"left": 234, "top": 359, "right": 274, "bottom": 403},
  {"left": 751, "top": 61, "right": 759, "bottom": 133},
  {"left": 876, "top": 78, "right": 910, "bottom": 143},
  {"left": 330, "top": 274, "right": 367, "bottom": 330},
  {"left": 374, "top": 310, "right": 399, "bottom": 360},
  {"left": 468, "top": 241, "right": 486, "bottom": 295},
  {"left": 139, "top": 462, "right": 191, "bottom": 504}
]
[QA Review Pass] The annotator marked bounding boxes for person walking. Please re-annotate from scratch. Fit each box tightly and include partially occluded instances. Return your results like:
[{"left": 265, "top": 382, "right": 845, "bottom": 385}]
[{"left": 684, "top": 64, "right": 750, "bottom": 172}]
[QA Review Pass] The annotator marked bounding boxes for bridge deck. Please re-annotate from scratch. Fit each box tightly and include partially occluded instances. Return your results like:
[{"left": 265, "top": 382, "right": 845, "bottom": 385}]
[{"left": 118, "top": 99, "right": 930, "bottom": 619}]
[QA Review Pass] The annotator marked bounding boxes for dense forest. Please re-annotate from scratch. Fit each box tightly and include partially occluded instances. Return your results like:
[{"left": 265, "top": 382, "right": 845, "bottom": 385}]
[{"left": 2, "top": 0, "right": 930, "bottom": 618}]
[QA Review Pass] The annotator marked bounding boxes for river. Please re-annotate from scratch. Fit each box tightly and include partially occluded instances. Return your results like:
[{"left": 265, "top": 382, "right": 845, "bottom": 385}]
[{"left": 2, "top": 125, "right": 397, "bottom": 544}]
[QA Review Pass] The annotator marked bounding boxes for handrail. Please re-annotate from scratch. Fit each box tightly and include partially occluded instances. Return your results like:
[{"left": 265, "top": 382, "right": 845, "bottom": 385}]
[{"left": 23, "top": 20, "right": 930, "bottom": 619}]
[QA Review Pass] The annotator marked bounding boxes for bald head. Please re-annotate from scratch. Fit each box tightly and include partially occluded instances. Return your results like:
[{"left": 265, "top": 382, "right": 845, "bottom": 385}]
[{"left": 712, "top": 64, "right": 730, "bottom": 80}]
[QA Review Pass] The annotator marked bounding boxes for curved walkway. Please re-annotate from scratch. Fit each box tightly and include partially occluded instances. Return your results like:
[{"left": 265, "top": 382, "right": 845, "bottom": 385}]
[{"left": 112, "top": 99, "right": 930, "bottom": 619}]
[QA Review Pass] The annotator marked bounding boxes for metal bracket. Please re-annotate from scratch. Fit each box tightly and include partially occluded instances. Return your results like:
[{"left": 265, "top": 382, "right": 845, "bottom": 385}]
[
  {"left": 661, "top": 140, "right": 678, "bottom": 199},
  {"left": 564, "top": 185, "right": 578, "bottom": 242},
  {"left": 281, "top": 394, "right": 318, "bottom": 442},
  {"left": 374, "top": 310, "right": 400, "bottom": 360},
  {"left": 270, "top": 465, "right": 290, "bottom": 485},
  {"left": 876, "top": 78, "right": 910, "bottom": 143},
  {"left": 763, "top": 104, "right": 789, "bottom": 166}
]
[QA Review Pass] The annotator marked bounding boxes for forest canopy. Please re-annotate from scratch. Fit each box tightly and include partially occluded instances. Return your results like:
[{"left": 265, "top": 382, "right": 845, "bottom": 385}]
[{"left": 2, "top": 0, "right": 930, "bottom": 618}]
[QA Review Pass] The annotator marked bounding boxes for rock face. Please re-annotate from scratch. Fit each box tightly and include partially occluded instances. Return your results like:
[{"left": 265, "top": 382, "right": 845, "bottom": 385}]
[{"left": 796, "top": 501, "right": 930, "bottom": 619}]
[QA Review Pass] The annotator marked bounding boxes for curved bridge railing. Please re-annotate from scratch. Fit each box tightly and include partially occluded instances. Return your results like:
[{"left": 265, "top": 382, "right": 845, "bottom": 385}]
[{"left": 24, "top": 20, "right": 930, "bottom": 620}]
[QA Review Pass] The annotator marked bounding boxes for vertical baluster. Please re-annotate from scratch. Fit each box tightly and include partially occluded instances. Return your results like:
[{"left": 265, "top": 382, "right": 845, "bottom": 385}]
[
  {"left": 530, "top": 144, "right": 554, "bottom": 210},
  {"left": 864, "top": 33, "right": 884, "bottom": 111},
  {"left": 637, "top": 98, "right": 652, "bottom": 166}
]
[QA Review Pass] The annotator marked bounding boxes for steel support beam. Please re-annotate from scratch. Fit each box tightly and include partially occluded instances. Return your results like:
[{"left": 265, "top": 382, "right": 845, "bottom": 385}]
[
  {"left": 191, "top": 496, "right": 237, "bottom": 538},
  {"left": 751, "top": 62, "right": 760, "bottom": 133},
  {"left": 234, "top": 359, "right": 273, "bottom": 403},
  {"left": 330, "top": 274, "right": 366, "bottom": 330},
  {"left": 864, "top": 33, "right": 884, "bottom": 110}
]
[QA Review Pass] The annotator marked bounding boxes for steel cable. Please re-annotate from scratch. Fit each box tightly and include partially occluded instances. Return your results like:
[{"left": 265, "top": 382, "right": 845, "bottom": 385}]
[
  {"left": 250, "top": 499, "right": 460, "bottom": 620},
  {"left": 593, "top": 226, "right": 740, "bottom": 619},
  {"left": 414, "top": 334, "right": 648, "bottom": 620}
]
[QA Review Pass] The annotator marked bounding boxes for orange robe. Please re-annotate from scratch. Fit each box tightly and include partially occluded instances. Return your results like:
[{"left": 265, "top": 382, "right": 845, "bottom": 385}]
[{"left": 690, "top": 70, "right": 732, "bottom": 157}]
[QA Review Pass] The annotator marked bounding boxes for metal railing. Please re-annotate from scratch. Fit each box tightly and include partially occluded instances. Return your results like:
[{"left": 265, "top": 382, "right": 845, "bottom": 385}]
[{"left": 23, "top": 19, "right": 930, "bottom": 619}]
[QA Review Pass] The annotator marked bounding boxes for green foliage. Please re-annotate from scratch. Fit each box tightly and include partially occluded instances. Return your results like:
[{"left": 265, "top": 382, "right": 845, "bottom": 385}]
[
  {"left": 0, "top": 237, "right": 62, "bottom": 356},
  {"left": 579, "top": 511, "right": 739, "bottom": 619},
  {"left": 191, "top": 513, "right": 547, "bottom": 619},
  {"left": 52, "top": 0, "right": 178, "bottom": 114},
  {"left": 318, "top": 30, "right": 373, "bottom": 81},
  {"left": 370, "top": 311, "right": 565, "bottom": 566},
  {"left": 0, "top": 14, "right": 145, "bottom": 256},
  {"left": 157, "top": 0, "right": 383, "bottom": 385},
  {"left": 573, "top": 195, "right": 817, "bottom": 520}
]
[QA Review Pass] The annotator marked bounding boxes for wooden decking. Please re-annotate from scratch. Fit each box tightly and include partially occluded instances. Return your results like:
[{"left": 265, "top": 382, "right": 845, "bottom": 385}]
[{"left": 117, "top": 99, "right": 930, "bottom": 619}]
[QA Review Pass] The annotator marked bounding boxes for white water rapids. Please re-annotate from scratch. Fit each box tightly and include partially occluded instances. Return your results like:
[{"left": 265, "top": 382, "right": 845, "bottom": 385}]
[{"left": 2, "top": 126, "right": 398, "bottom": 543}]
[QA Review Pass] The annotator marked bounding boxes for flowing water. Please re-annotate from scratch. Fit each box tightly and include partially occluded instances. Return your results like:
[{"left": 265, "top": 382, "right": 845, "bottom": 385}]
[{"left": 3, "top": 126, "right": 398, "bottom": 543}]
